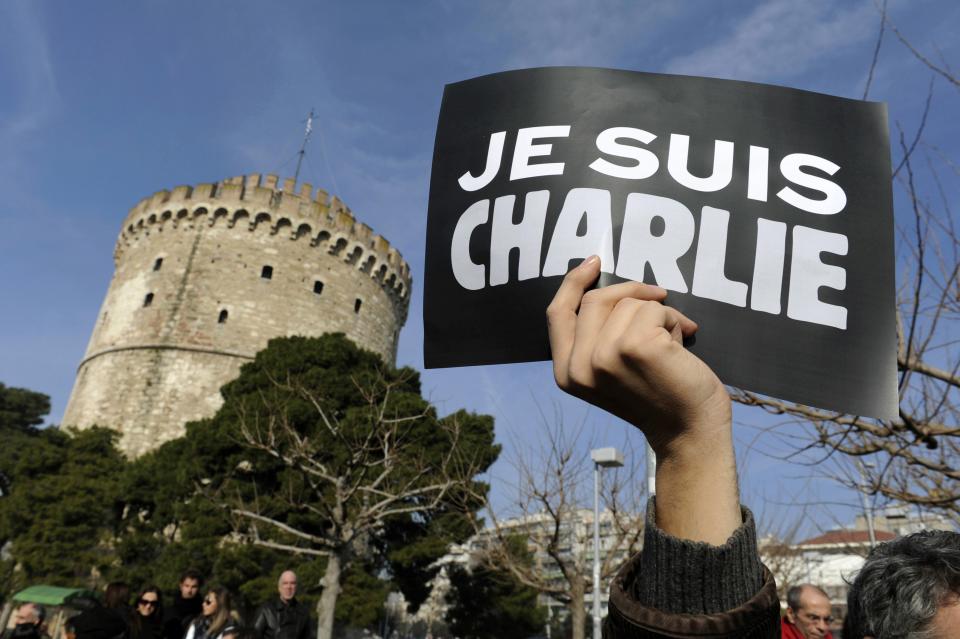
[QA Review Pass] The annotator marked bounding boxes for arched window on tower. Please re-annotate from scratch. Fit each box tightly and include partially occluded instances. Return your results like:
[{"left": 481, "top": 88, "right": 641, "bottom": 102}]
[
  {"left": 153, "top": 257, "right": 163, "bottom": 271},
  {"left": 143, "top": 293, "right": 154, "bottom": 307},
  {"left": 314, "top": 280, "right": 324, "bottom": 295},
  {"left": 218, "top": 309, "right": 228, "bottom": 324},
  {"left": 261, "top": 265, "right": 273, "bottom": 280},
  {"left": 354, "top": 298, "right": 362, "bottom": 314}
]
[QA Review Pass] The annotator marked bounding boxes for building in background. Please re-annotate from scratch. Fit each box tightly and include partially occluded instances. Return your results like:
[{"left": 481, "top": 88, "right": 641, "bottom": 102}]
[
  {"left": 390, "top": 508, "right": 641, "bottom": 635},
  {"left": 62, "top": 174, "right": 410, "bottom": 456},
  {"left": 762, "top": 505, "right": 956, "bottom": 626}
]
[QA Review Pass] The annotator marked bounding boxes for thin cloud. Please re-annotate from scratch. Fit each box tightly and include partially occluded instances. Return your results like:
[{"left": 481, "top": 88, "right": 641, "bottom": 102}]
[
  {"left": 482, "top": 0, "right": 682, "bottom": 68},
  {"left": 664, "top": 0, "right": 878, "bottom": 83},
  {"left": 0, "top": 0, "right": 60, "bottom": 215},
  {"left": 0, "top": 1, "right": 59, "bottom": 141}
]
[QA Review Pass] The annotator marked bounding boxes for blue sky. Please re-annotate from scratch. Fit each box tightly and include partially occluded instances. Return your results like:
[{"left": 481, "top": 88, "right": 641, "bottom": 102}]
[{"left": 1, "top": 0, "right": 958, "bottom": 537}]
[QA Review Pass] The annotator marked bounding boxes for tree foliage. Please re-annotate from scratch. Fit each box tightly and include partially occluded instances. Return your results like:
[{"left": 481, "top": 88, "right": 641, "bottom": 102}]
[
  {"left": 0, "top": 382, "right": 50, "bottom": 433},
  {"left": 194, "top": 334, "right": 498, "bottom": 639},
  {"left": 445, "top": 537, "right": 546, "bottom": 639},
  {"left": 0, "top": 335, "right": 499, "bottom": 636},
  {"left": 0, "top": 426, "right": 125, "bottom": 594},
  {"left": 117, "top": 334, "right": 498, "bottom": 638}
]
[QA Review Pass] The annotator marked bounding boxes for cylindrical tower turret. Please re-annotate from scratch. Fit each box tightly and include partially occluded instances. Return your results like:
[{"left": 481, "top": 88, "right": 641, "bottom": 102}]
[{"left": 63, "top": 174, "right": 411, "bottom": 456}]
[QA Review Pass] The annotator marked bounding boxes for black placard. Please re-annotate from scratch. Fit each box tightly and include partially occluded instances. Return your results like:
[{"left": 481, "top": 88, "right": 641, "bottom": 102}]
[{"left": 424, "top": 67, "right": 897, "bottom": 420}]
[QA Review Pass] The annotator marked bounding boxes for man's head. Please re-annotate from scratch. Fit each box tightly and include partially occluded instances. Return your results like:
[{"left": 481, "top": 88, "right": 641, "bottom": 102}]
[
  {"left": 845, "top": 530, "right": 960, "bottom": 639},
  {"left": 277, "top": 570, "right": 297, "bottom": 603},
  {"left": 179, "top": 569, "right": 204, "bottom": 600},
  {"left": 14, "top": 603, "right": 44, "bottom": 627},
  {"left": 785, "top": 585, "right": 832, "bottom": 638}
]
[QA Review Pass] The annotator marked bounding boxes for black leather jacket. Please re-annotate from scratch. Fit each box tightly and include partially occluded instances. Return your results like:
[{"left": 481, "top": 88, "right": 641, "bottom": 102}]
[{"left": 252, "top": 599, "right": 311, "bottom": 639}]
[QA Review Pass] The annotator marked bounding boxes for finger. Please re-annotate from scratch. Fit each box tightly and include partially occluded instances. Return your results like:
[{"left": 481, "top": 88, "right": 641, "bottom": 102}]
[
  {"left": 546, "top": 256, "right": 601, "bottom": 379},
  {"left": 602, "top": 298, "right": 697, "bottom": 341},
  {"left": 597, "top": 297, "right": 648, "bottom": 346},
  {"left": 632, "top": 302, "right": 698, "bottom": 343},
  {"left": 574, "top": 281, "right": 669, "bottom": 341},
  {"left": 580, "top": 280, "right": 668, "bottom": 310},
  {"left": 571, "top": 281, "right": 668, "bottom": 369},
  {"left": 667, "top": 306, "right": 698, "bottom": 339}
]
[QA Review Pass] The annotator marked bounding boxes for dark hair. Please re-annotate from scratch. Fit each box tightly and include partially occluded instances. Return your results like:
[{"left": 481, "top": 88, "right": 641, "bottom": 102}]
[
  {"left": 129, "top": 586, "right": 163, "bottom": 636},
  {"left": 180, "top": 569, "right": 204, "bottom": 586},
  {"left": 846, "top": 530, "right": 960, "bottom": 638},
  {"left": 135, "top": 585, "right": 163, "bottom": 616},
  {"left": 786, "top": 584, "right": 829, "bottom": 612},
  {"left": 104, "top": 582, "right": 131, "bottom": 609}
]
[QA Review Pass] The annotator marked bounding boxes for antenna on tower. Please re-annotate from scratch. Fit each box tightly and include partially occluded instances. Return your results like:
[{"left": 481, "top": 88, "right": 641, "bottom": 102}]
[{"left": 292, "top": 108, "right": 314, "bottom": 186}]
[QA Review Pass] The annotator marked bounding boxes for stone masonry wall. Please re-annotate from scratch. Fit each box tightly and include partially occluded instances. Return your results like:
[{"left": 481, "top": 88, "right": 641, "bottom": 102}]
[{"left": 62, "top": 174, "right": 411, "bottom": 456}]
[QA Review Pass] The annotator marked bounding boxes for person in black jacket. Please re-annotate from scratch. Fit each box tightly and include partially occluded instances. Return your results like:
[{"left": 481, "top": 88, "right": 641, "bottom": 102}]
[
  {"left": 2, "top": 603, "right": 47, "bottom": 639},
  {"left": 164, "top": 570, "right": 204, "bottom": 639},
  {"left": 252, "top": 571, "right": 310, "bottom": 639},
  {"left": 72, "top": 583, "right": 131, "bottom": 639},
  {"left": 129, "top": 586, "right": 164, "bottom": 639}
]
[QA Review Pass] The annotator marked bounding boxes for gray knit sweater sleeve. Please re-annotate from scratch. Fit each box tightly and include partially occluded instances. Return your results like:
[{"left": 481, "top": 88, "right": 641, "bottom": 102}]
[
  {"left": 604, "top": 498, "right": 779, "bottom": 638},
  {"left": 633, "top": 497, "right": 765, "bottom": 614}
]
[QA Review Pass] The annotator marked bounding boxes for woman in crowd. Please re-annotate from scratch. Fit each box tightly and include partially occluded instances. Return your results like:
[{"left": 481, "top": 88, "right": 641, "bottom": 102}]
[
  {"left": 184, "top": 588, "right": 239, "bottom": 639},
  {"left": 71, "top": 582, "right": 131, "bottom": 639},
  {"left": 129, "top": 586, "right": 164, "bottom": 639}
]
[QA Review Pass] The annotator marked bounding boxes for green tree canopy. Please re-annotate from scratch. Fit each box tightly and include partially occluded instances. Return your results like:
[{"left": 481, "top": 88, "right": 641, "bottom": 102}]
[
  {"left": 0, "top": 337, "right": 500, "bottom": 637},
  {"left": 0, "top": 426, "right": 125, "bottom": 597},
  {"left": 0, "top": 382, "right": 51, "bottom": 433},
  {"left": 123, "top": 334, "right": 499, "bottom": 638},
  {"left": 445, "top": 537, "right": 547, "bottom": 639}
]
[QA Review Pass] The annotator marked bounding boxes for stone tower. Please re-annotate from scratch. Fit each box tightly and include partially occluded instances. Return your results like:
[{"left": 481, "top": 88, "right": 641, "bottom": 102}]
[{"left": 63, "top": 174, "right": 411, "bottom": 457}]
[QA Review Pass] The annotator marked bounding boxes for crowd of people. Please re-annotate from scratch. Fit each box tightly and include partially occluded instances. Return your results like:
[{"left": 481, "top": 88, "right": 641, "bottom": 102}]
[{"left": 2, "top": 571, "right": 312, "bottom": 639}]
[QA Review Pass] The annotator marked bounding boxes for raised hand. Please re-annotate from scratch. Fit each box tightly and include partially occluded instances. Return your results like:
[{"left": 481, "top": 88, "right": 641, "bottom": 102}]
[{"left": 546, "top": 255, "right": 741, "bottom": 544}]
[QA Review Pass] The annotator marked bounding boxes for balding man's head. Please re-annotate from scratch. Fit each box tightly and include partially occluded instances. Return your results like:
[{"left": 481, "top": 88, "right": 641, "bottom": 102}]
[
  {"left": 278, "top": 570, "right": 297, "bottom": 603},
  {"left": 786, "top": 585, "right": 832, "bottom": 639},
  {"left": 14, "top": 603, "right": 44, "bottom": 627}
]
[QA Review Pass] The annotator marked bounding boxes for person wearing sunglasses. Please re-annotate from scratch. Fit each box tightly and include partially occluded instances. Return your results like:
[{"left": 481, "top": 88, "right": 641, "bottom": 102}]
[
  {"left": 129, "top": 586, "right": 164, "bottom": 639},
  {"left": 184, "top": 588, "right": 239, "bottom": 639}
]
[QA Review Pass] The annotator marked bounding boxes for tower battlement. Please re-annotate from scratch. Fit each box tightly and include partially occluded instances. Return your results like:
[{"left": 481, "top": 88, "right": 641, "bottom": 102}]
[{"left": 115, "top": 174, "right": 411, "bottom": 312}]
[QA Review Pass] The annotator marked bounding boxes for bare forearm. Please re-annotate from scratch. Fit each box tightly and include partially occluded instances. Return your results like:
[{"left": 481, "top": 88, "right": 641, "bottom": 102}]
[{"left": 650, "top": 408, "right": 741, "bottom": 546}]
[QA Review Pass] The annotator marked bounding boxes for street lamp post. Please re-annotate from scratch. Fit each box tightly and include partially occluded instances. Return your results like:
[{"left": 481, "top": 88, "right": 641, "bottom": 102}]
[{"left": 590, "top": 447, "right": 624, "bottom": 639}]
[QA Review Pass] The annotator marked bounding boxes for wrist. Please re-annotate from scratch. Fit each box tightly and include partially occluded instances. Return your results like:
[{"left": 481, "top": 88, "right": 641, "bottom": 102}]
[{"left": 647, "top": 390, "right": 733, "bottom": 461}]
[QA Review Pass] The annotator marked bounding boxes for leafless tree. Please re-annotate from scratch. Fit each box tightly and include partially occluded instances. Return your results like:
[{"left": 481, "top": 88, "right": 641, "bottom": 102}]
[
  {"left": 733, "top": 5, "right": 960, "bottom": 524},
  {"left": 468, "top": 416, "right": 645, "bottom": 639}
]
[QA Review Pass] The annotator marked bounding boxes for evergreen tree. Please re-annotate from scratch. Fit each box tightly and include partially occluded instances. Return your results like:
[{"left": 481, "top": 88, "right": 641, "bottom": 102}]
[
  {"left": 0, "top": 382, "right": 50, "bottom": 433},
  {"left": 0, "top": 426, "right": 125, "bottom": 594},
  {"left": 123, "top": 334, "right": 499, "bottom": 638},
  {"left": 445, "top": 537, "right": 546, "bottom": 639}
]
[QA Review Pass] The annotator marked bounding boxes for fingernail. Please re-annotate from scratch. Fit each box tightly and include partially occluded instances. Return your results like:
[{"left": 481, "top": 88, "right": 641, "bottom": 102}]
[{"left": 582, "top": 255, "right": 600, "bottom": 268}]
